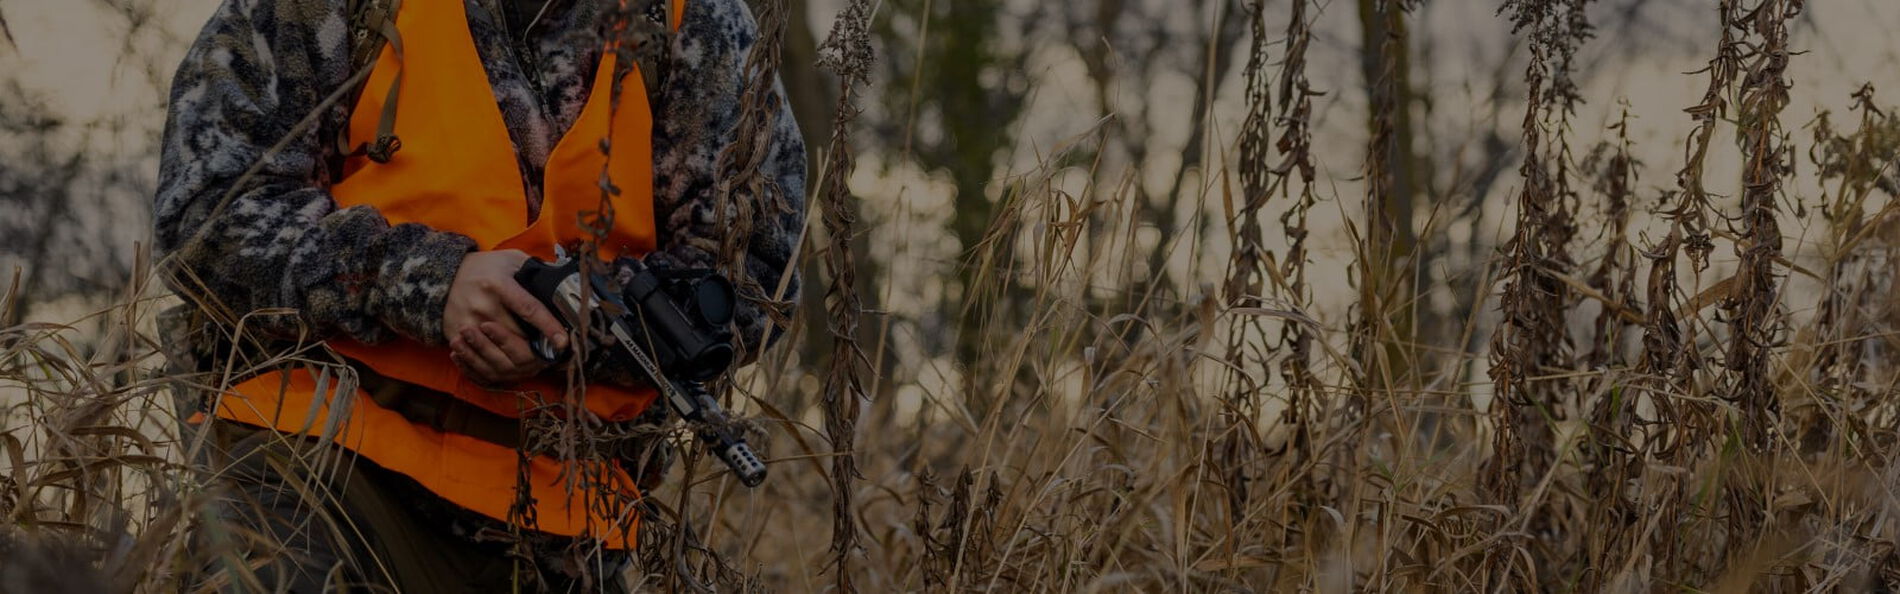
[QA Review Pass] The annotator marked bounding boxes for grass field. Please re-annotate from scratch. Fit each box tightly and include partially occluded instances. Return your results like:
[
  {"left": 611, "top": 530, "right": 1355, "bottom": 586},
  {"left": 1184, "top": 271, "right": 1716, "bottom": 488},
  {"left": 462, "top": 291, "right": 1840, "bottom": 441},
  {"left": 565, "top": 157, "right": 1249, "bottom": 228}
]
[{"left": 7, "top": 0, "right": 1900, "bottom": 592}]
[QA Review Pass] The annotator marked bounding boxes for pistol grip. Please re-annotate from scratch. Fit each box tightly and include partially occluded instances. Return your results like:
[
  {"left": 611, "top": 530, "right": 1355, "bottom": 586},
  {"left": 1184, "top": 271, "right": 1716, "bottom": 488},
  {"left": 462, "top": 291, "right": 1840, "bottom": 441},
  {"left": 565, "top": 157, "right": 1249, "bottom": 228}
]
[{"left": 513, "top": 258, "right": 578, "bottom": 365}]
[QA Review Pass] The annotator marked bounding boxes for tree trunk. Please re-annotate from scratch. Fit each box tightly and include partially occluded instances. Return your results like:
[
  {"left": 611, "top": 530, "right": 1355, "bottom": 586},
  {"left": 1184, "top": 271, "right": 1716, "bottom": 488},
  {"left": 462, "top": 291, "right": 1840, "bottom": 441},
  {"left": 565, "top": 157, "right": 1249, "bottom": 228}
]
[{"left": 1354, "top": 0, "right": 1421, "bottom": 390}]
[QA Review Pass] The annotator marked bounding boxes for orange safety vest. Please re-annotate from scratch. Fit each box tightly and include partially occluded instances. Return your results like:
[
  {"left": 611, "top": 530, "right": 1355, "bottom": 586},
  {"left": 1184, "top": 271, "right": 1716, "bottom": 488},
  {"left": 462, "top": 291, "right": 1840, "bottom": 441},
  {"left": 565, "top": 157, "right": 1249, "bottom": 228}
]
[{"left": 210, "top": 0, "right": 687, "bottom": 548}]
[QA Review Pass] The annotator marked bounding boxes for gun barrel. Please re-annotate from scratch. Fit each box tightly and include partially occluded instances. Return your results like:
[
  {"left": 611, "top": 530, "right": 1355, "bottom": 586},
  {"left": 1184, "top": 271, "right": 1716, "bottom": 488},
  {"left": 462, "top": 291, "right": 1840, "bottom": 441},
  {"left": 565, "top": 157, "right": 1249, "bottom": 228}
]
[
  {"left": 666, "top": 379, "right": 768, "bottom": 487},
  {"left": 709, "top": 431, "right": 768, "bottom": 487}
]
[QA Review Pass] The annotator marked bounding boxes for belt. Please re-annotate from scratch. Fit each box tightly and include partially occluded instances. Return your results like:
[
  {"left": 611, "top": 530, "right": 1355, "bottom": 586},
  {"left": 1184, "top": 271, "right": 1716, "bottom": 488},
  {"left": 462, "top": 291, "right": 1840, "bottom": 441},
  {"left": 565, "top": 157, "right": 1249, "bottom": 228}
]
[
  {"left": 351, "top": 363, "right": 530, "bottom": 450},
  {"left": 347, "top": 363, "right": 677, "bottom": 491},
  {"left": 349, "top": 358, "right": 684, "bottom": 489}
]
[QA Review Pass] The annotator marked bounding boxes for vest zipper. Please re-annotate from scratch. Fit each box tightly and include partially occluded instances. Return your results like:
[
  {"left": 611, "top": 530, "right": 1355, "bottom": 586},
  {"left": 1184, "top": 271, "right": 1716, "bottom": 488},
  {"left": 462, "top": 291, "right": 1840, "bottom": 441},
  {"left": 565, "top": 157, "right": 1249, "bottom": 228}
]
[
  {"left": 486, "top": 0, "right": 559, "bottom": 223},
  {"left": 492, "top": 0, "right": 554, "bottom": 115}
]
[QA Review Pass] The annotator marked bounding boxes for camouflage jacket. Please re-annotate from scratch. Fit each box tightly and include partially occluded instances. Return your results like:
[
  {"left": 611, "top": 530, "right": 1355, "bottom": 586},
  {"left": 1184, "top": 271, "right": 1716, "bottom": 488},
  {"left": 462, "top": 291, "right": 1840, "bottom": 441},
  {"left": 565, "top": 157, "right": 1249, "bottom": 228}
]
[{"left": 154, "top": 0, "right": 805, "bottom": 359}]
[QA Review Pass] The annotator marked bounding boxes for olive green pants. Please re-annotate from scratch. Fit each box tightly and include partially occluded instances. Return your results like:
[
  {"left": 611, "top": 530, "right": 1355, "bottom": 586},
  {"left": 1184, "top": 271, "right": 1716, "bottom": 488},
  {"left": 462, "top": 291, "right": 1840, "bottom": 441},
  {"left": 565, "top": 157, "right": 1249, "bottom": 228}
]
[{"left": 196, "top": 424, "right": 630, "bottom": 593}]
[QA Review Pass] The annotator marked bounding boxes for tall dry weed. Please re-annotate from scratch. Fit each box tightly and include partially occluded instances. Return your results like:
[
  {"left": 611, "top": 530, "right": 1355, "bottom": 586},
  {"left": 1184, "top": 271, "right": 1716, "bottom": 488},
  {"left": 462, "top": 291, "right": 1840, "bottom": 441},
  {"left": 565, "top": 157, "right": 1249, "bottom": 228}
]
[
  {"left": 1486, "top": 0, "right": 1593, "bottom": 531},
  {"left": 813, "top": 0, "right": 876, "bottom": 591}
]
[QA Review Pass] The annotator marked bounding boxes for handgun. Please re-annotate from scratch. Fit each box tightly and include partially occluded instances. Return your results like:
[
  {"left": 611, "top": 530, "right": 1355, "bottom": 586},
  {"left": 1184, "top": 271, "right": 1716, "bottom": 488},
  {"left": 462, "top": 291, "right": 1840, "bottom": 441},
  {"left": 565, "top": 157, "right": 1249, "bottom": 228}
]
[{"left": 514, "top": 255, "right": 768, "bottom": 488}]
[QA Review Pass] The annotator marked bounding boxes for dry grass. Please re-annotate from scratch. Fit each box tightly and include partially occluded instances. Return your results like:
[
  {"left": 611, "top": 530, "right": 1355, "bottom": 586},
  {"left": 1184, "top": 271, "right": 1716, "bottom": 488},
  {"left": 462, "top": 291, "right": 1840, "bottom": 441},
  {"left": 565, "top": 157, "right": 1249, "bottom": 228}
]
[{"left": 9, "top": 0, "right": 1900, "bottom": 592}]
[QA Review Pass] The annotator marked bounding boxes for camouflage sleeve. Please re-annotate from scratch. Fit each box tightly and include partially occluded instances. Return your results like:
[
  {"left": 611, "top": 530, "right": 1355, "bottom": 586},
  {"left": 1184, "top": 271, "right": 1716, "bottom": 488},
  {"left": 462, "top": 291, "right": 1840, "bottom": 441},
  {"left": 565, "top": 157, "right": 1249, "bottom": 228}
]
[
  {"left": 641, "top": 0, "right": 808, "bottom": 361},
  {"left": 154, "top": 0, "right": 475, "bottom": 346}
]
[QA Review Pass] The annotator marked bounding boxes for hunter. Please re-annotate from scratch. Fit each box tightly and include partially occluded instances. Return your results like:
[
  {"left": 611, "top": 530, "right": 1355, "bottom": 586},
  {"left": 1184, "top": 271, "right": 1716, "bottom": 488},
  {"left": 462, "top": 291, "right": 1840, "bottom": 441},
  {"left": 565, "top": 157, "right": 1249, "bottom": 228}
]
[{"left": 153, "top": 0, "right": 805, "bottom": 591}]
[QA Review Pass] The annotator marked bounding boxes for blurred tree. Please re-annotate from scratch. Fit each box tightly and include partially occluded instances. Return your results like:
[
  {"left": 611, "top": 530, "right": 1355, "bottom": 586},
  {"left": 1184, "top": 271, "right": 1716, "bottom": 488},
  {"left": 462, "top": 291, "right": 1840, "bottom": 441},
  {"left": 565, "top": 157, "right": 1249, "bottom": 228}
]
[
  {"left": 870, "top": 0, "right": 1036, "bottom": 407},
  {"left": 782, "top": 7, "right": 840, "bottom": 391},
  {"left": 0, "top": 82, "right": 143, "bottom": 327},
  {"left": 0, "top": 0, "right": 172, "bottom": 327},
  {"left": 1354, "top": 0, "right": 1424, "bottom": 390}
]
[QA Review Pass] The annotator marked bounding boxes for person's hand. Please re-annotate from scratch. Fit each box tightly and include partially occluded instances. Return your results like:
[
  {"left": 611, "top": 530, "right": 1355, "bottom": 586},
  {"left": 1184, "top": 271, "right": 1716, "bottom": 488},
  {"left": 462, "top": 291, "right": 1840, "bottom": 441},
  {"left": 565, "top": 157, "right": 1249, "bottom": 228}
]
[{"left": 443, "top": 250, "right": 569, "bottom": 386}]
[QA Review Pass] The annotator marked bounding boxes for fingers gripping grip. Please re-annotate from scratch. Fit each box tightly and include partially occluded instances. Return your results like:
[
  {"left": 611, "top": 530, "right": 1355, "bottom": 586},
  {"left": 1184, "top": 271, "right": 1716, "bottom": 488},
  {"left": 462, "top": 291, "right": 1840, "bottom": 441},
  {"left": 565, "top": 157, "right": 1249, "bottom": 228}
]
[{"left": 512, "top": 258, "right": 580, "bottom": 363}]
